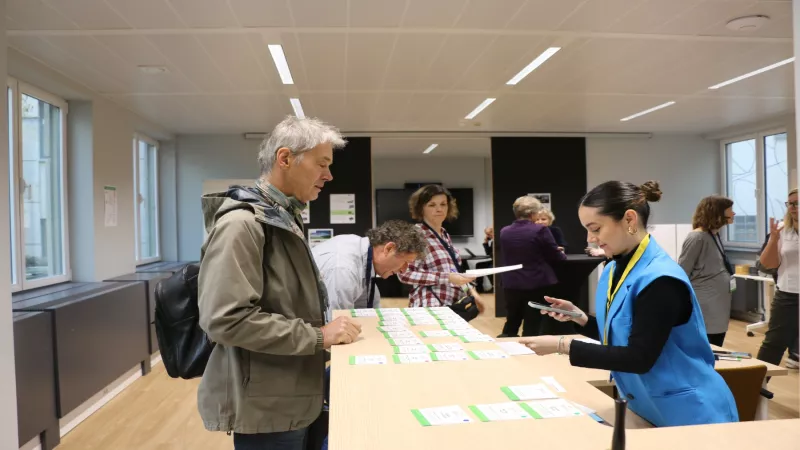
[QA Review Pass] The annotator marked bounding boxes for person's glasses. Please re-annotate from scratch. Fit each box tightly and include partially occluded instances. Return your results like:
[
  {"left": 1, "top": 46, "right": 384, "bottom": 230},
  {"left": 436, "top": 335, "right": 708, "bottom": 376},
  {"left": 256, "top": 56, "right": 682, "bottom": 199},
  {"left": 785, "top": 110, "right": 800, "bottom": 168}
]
[{"left": 786, "top": 201, "right": 799, "bottom": 208}]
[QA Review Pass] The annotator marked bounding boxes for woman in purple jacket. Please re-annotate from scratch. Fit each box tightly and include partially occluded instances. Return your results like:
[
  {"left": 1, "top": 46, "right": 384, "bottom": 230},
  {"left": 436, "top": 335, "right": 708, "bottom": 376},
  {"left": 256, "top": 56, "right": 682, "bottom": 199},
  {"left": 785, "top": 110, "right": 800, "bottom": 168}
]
[{"left": 498, "top": 196, "right": 566, "bottom": 337}]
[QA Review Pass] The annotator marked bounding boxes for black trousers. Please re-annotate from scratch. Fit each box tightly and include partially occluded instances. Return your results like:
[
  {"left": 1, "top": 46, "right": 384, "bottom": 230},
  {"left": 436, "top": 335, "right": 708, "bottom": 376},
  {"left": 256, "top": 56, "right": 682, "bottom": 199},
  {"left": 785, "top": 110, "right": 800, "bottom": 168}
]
[
  {"left": 502, "top": 287, "right": 552, "bottom": 337},
  {"left": 757, "top": 290, "right": 799, "bottom": 365},
  {"left": 707, "top": 333, "right": 726, "bottom": 347},
  {"left": 475, "top": 260, "right": 493, "bottom": 293}
]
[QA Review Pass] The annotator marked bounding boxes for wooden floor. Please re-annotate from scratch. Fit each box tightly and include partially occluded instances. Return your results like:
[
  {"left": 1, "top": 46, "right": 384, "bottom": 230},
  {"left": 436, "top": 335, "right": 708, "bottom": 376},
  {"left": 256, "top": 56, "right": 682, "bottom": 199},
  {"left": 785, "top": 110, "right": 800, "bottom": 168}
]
[{"left": 57, "top": 294, "right": 799, "bottom": 450}]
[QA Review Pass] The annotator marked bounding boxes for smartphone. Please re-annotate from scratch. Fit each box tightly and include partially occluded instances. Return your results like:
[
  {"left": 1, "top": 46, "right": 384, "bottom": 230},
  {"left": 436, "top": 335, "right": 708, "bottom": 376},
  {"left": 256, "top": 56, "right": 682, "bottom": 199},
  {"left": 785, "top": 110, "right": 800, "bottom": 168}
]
[{"left": 528, "top": 301, "right": 583, "bottom": 318}]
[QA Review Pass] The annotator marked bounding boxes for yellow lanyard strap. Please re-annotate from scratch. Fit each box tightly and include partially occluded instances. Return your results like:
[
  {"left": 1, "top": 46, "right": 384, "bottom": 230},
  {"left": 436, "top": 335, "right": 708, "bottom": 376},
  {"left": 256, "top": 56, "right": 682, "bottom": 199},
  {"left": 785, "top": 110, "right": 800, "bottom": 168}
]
[{"left": 604, "top": 234, "right": 651, "bottom": 344}]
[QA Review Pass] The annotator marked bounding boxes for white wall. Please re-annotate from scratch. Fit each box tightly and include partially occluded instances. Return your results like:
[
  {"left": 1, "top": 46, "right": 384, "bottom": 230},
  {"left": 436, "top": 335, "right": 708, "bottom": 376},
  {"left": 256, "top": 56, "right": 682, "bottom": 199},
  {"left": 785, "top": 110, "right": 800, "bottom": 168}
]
[
  {"left": 372, "top": 157, "right": 493, "bottom": 254},
  {"left": 586, "top": 136, "right": 720, "bottom": 225},
  {"left": 0, "top": 0, "right": 20, "bottom": 446},
  {"left": 8, "top": 48, "right": 173, "bottom": 281}
]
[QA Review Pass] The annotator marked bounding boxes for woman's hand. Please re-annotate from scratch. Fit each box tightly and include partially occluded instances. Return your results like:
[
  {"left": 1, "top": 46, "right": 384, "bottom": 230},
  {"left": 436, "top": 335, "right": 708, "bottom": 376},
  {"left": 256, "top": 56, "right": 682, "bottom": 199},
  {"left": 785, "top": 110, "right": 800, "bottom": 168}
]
[
  {"left": 519, "top": 335, "right": 573, "bottom": 356},
  {"left": 769, "top": 217, "right": 784, "bottom": 238},
  {"left": 557, "top": 247, "right": 565, "bottom": 253},
  {"left": 540, "top": 296, "right": 588, "bottom": 327},
  {"left": 448, "top": 273, "right": 476, "bottom": 287},
  {"left": 585, "top": 247, "right": 605, "bottom": 257}
]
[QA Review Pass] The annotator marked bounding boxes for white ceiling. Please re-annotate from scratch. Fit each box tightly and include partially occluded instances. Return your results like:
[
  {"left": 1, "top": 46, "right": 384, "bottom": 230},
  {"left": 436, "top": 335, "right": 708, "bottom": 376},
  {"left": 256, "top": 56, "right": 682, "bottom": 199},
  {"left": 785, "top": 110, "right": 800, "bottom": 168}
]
[{"left": 5, "top": 0, "right": 795, "bottom": 137}]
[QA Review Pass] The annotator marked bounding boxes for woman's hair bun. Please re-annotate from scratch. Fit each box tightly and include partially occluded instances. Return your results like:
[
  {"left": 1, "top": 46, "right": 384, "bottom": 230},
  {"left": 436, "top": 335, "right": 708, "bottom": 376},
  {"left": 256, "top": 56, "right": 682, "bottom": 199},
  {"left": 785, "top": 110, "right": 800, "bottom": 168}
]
[{"left": 640, "top": 180, "right": 662, "bottom": 203}]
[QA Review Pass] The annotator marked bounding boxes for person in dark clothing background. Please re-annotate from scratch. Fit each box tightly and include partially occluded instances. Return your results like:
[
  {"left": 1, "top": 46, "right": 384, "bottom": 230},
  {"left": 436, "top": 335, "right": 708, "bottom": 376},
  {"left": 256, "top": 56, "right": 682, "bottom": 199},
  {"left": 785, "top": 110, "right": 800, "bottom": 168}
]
[
  {"left": 498, "top": 196, "right": 565, "bottom": 337},
  {"left": 520, "top": 180, "right": 737, "bottom": 428},
  {"left": 475, "top": 226, "right": 494, "bottom": 293},
  {"left": 535, "top": 208, "right": 568, "bottom": 251}
]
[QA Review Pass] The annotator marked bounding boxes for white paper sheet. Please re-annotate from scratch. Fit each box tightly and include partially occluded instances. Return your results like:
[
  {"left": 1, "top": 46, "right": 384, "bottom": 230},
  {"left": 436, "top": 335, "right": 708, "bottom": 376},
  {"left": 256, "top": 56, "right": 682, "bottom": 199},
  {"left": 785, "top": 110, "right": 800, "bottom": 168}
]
[
  {"left": 465, "top": 264, "right": 523, "bottom": 277},
  {"left": 495, "top": 341, "right": 536, "bottom": 355}
]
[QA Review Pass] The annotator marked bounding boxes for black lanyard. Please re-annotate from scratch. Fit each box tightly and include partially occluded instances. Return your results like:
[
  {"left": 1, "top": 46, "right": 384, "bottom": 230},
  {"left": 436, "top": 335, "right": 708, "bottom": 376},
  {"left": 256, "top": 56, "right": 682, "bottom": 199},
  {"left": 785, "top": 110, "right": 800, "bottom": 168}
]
[
  {"left": 422, "top": 222, "right": 462, "bottom": 273},
  {"left": 709, "top": 232, "right": 734, "bottom": 275},
  {"left": 365, "top": 245, "right": 376, "bottom": 308}
]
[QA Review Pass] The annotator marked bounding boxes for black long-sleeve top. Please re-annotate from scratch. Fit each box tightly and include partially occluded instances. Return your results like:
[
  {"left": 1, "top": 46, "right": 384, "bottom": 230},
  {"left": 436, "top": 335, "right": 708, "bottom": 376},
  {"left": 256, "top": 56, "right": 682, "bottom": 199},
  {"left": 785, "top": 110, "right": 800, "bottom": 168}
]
[{"left": 569, "top": 249, "right": 693, "bottom": 374}]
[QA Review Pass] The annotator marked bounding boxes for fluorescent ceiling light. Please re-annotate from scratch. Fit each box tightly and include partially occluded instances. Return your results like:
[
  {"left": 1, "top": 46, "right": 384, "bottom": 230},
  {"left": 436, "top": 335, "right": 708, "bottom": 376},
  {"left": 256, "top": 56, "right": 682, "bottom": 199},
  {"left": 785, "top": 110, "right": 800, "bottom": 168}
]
[
  {"left": 708, "top": 57, "right": 794, "bottom": 90},
  {"left": 290, "top": 98, "right": 305, "bottom": 118},
  {"left": 620, "top": 101, "right": 675, "bottom": 122},
  {"left": 423, "top": 144, "right": 438, "bottom": 154},
  {"left": 506, "top": 47, "right": 561, "bottom": 85},
  {"left": 465, "top": 98, "right": 496, "bottom": 120},
  {"left": 268, "top": 44, "right": 294, "bottom": 84}
]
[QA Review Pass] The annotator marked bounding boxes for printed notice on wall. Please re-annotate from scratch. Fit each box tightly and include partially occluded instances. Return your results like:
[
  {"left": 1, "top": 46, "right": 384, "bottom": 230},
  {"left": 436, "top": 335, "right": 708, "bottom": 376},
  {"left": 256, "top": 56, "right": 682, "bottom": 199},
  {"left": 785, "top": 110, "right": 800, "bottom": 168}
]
[
  {"left": 301, "top": 202, "right": 310, "bottom": 224},
  {"left": 308, "top": 228, "right": 333, "bottom": 248},
  {"left": 104, "top": 186, "right": 118, "bottom": 227},
  {"left": 330, "top": 194, "right": 356, "bottom": 224},
  {"left": 528, "top": 193, "right": 551, "bottom": 210}
]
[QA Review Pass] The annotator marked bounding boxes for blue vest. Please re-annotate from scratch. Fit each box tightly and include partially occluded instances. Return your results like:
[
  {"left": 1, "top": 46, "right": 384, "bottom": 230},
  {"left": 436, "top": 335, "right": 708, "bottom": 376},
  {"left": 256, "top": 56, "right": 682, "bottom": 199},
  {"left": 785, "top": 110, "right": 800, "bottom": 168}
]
[{"left": 595, "top": 238, "right": 738, "bottom": 427}]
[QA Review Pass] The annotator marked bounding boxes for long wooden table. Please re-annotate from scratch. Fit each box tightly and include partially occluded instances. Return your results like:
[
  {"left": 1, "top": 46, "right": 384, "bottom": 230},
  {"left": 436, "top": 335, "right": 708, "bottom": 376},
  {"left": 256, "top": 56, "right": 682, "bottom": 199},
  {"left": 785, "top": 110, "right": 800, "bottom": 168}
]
[{"left": 329, "top": 311, "right": 797, "bottom": 450}]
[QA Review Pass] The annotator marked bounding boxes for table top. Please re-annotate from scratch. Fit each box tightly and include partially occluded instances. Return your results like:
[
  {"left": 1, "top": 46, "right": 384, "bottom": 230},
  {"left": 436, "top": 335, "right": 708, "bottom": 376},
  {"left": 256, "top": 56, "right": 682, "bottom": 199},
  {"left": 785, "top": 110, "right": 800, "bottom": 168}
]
[{"left": 330, "top": 310, "right": 795, "bottom": 450}]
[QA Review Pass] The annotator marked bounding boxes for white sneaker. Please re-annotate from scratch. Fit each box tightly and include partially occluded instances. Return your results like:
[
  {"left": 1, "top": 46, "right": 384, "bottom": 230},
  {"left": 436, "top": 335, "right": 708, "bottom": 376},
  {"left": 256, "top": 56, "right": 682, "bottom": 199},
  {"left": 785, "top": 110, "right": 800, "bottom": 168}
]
[{"left": 786, "top": 356, "right": 799, "bottom": 369}]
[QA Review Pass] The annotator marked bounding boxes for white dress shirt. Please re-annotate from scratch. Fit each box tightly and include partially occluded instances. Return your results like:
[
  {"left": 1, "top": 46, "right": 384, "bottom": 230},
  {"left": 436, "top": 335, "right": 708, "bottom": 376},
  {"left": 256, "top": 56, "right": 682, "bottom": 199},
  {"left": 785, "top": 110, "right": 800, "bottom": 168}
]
[{"left": 312, "top": 235, "right": 380, "bottom": 320}]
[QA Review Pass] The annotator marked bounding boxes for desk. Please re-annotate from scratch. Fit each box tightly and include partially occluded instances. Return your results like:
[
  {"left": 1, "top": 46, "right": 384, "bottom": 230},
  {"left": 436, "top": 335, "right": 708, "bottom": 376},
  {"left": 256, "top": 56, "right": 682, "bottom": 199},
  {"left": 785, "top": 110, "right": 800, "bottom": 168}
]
[
  {"left": 733, "top": 274, "right": 775, "bottom": 336},
  {"left": 329, "top": 312, "right": 795, "bottom": 449}
]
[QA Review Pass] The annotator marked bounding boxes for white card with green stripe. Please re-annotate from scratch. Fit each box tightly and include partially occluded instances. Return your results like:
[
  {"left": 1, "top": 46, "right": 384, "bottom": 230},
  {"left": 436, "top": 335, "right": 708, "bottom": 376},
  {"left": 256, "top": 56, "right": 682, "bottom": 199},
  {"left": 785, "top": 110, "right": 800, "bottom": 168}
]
[
  {"left": 501, "top": 384, "right": 558, "bottom": 401},
  {"left": 377, "top": 325, "right": 408, "bottom": 332},
  {"left": 411, "top": 406, "right": 473, "bottom": 426},
  {"left": 393, "top": 353, "right": 432, "bottom": 364},
  {"left": 382, "top": 331, "right": 415, "bottom": 339},
  {"left": 469, "top": 402, "right": 535, "bottom": 422},
  {"left": 524, "top": 399, "right": 583, "bottom": 418},
  {"left": 467, "top": 350, "right": 509, "bottom": 360},
  {"left": 431, "top": 351, "right": 470, "bottom": 361},
  {"left": 458, "top": 334, "right": 495, "bottom": 343},
  {"left": 348, "top": 355, "right": 388, "bottom": 365},
  {"left": 387, "top": 338, "right": 423, "bottom": 346},
  {"left": 351, "top": 309, "right": 378, "bottom": 317},
  {"left": 393, "top": 345, "right": 429, "bottom": 354},
  {"left": 427, "top": 343, "right": 464, "bottom": 352},
  {"left": 419, "top": 330, "right": 454, "bottom": 338}
]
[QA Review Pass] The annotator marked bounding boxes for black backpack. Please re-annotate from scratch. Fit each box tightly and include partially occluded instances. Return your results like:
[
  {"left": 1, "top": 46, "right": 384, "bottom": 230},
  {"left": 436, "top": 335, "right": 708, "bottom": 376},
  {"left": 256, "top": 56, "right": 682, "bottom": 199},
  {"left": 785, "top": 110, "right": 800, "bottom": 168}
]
[{"left": 154, "top": 263, "right": 211, "bottom": 379}]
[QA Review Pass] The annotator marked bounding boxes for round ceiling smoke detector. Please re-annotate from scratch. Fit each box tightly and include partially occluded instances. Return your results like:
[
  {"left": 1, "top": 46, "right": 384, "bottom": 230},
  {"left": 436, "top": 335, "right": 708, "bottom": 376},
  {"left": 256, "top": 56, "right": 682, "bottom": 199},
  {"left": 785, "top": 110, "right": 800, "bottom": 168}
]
[{"left": 725, "top": 15, "right": 770, "bottom": 32}]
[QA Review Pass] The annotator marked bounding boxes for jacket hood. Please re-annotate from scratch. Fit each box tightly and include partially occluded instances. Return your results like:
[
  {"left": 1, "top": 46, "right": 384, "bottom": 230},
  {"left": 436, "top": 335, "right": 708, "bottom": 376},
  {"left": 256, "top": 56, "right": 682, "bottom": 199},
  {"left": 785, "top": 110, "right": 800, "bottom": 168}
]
[{"left": 201, "top": 185, "right": 271, "bottom": 233}]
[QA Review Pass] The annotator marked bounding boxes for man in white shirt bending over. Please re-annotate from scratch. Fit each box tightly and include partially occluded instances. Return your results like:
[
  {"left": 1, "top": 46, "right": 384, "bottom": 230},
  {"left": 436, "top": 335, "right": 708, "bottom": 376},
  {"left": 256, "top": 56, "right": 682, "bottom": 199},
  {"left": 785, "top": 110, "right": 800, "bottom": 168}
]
[{"left": 313, "top": 220, "right": 427, "bottom": 318}]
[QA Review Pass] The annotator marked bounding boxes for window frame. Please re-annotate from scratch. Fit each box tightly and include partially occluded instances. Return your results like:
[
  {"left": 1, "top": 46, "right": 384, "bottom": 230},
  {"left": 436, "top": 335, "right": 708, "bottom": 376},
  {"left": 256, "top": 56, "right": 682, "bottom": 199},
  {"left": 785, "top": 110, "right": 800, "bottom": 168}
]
[
  {"left": 720, "top": 127, "right": 788, "bottom": 250},
  {"left": 8, "top": 77, "right": 71, "bottom": 291},
  {"left": 133, "top": 133, "right": 161, "bottom": 266}
]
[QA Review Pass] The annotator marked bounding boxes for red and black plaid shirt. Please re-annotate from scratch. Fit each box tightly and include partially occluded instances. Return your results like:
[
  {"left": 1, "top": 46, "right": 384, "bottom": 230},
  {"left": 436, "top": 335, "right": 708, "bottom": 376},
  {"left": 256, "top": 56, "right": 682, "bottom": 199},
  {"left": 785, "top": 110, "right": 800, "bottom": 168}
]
[{"left": 397, "top": 224, "right": 463, "bottom": 307}]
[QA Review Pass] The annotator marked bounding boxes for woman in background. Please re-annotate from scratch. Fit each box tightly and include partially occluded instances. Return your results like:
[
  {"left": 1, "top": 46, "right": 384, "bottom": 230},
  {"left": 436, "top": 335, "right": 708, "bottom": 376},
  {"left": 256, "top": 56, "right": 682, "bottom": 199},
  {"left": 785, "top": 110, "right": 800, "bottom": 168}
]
[
  {"left": 756, "top": 188, "right": 799, "bottom": 368},
  {"left": 498, "top": 196, "right": 566, "bottom": 337},
  {"left": 678, "top": 195, "right": 735, "bottom": 347},
  {"left": 397, "top": 185, "right": 484, "bottom": 311},
  {"left": 536, "top": 208, "right": 568, "bottom": 251}
]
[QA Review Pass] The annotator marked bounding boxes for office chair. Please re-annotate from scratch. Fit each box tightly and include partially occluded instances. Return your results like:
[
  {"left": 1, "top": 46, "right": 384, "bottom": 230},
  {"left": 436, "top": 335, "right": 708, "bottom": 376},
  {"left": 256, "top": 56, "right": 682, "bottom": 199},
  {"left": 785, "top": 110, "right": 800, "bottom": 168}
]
[{"left": 716, "top": 365, "right": 768, "bottom": 421}]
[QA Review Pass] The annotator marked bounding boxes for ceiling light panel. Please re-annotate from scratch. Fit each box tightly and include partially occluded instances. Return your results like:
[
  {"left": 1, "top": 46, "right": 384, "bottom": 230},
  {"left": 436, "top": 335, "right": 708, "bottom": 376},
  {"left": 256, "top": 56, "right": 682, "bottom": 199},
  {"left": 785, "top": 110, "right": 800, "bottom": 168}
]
[
  {"left": 620, "top": 101, "right": 675, "bottom": 122},
  {"left": 423, "top": 144, "right": 438, "bottom": 154},
  {"left": 506, "top": 47, "right": 561, "bottom": 85},
  {"left": 708, "top": 57, "right": 794, "bottom": 90},
  {"left": 465, "top": 98, "right": 496, "bottom": 120},
  {"left": 290, "top": 98, "right": 305, "bottom": 118},
  {"left": 268, "top": 44, "right": 295, "bottom": 85}
]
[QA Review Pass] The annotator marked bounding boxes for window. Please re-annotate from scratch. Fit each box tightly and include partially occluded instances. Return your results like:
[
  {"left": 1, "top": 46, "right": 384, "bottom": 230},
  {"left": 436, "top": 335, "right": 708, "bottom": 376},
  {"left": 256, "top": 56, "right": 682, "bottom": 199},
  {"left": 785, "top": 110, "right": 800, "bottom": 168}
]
[
  {"left": 8, "top": 79, "right": 70, "bottom": 291},
  {"left": 722, "top": 130, "right": 788, "bottom": 248},
  {"left": 133, "top": 134, "right": 160, "bottom": 265}
]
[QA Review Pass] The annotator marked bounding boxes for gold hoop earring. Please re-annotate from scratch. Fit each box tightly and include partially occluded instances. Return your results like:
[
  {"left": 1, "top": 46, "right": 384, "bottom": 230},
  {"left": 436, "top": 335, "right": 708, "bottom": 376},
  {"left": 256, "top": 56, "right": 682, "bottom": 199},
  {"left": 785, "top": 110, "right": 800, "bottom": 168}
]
[{"left": 628, "top": 227, "right": 637, "bottom": 235}]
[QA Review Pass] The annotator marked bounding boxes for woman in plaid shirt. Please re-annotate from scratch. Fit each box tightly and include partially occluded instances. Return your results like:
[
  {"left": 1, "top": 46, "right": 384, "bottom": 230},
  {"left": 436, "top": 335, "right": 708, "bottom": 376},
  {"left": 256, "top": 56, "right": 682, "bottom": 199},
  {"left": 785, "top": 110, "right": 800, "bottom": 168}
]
[{"left": 397, "top": 185, "right": 484, "bottom": 310}]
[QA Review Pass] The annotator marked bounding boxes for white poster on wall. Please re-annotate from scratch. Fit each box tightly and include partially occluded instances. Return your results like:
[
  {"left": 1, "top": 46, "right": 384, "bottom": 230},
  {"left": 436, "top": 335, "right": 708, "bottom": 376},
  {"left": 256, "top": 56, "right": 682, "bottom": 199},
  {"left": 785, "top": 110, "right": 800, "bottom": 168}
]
[
  {"left": 104, "top": 186, "right": 118, "bottom": 227},
  {"left": 528, "top": 193, "right": 551, "bottom": 210},
  {"left": 330, "top": 194, "right": 356, "bottom": 224}
]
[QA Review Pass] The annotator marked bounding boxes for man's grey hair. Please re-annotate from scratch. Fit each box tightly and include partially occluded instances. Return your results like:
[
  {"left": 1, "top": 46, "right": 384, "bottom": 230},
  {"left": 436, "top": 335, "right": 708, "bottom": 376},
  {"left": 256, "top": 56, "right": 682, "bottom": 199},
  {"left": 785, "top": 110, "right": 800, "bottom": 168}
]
[
  {"left": 513, "top": 196, "right": 543, "bottom": 219},
  {"left": 366, "top": 220, "right": 428, "bottom": 258},
  {"left": 258, "top": 116, "right": 347, "bottom": 174}
]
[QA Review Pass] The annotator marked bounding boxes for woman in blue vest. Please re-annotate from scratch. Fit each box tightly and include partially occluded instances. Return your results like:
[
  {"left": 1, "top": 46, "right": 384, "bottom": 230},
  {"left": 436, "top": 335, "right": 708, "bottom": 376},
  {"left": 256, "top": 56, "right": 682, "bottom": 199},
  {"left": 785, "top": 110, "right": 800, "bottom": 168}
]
[{"left": 520, "top": 180, "right": 738, "bottom": 427}]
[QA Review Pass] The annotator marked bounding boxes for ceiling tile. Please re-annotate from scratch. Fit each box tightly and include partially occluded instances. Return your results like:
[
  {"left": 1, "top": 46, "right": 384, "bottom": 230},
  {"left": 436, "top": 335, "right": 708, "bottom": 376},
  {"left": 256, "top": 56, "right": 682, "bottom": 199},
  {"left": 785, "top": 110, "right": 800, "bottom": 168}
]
[
  {"left": 418, "top": 34, "right": 495, "bottom": 90},
  {"left": 6, "top": 0, "right": 79, "bottom": 30},
  {"left": 196, "top": 34, "right": 272, "bottom": 91},
  {"left": 94, "top": 35, "right": 169, "bottom": 66},
  {"left": 455, "top": 35, "right": 548, "bottom": 90},
  {"left": 44, "top": 0, "right": 130, "bottom": 29},
  {"left": 506, "top": 0, "right": 586, "bottom": 30},
  {"left": 382, "top": 33, "right": 448, "bottom": 89},
  {"left": 559, "top": 0, "right": 647, "bottom": 32},
  {"left": 166, "top": 0, "right": 239, "bottom": 28},
  {"left": 290, "top": 0, "right": 348, "bottom": 27},
  {"left": 402, "top": 0, "right": 467, "bottom": 28},
  {"left": 228, "top": 0, "right": 293, "bottom": 27},
  {"left": 348, "top": 0, "right": 408, "bottom": 28},
  {"left": 304, "top": 93, "right": 348, "bottom": 125},
  {"left": 295, "top": 33, "right": 347, "bottom": 90},
  {"left": 654, "top": 0, "right": 758, "bottom": 35},
  {"left": 453, "top": 0, "right": 527, "bottom": 29},
  {"left": 608, "top": 0, "right": 699, "bottom": 34},
  {"left": 700, "top": 2, "right": 792, "bottom": 39},
  {"left": 147, "top": 35, "right": 234, "bottom": 91},
  {"left": 104, "top": 0, "right": 186, "bottom": 29},
  {"left": 272, "top": 33, "right": 310, "bottom": 88},
  {"left": 43, "top": 36, "right": 140, "bottom": 87},
  {"left": 345, "top": 33, "right": 397, "bottom": 90}
]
